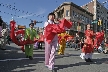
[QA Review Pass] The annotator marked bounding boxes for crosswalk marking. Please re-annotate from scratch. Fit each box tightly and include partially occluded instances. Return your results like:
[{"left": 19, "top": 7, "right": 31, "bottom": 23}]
[{"left": 93, "top": 53, "right": 100, "bottom": 54}]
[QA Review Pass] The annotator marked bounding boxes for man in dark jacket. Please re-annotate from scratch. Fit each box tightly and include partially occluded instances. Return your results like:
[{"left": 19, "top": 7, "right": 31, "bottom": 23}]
[{"left": 74, "top": 33, "right": 80, "bottom": 50}]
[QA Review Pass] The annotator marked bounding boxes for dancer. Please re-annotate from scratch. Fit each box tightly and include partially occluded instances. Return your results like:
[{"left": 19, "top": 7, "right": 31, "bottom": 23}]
[
  {"left": 24, "top": 23, "right": 37, "bottom": 60},
  {"left": 80, "top": 24, "right": 94, "bottom": 62},
  {"left": 44, "top": 13, "right": 58, "bottom": 71},
  {"left": 44, "top": 12, "right": 72, "bottom": 71},
  {"left": 58, "top": 32, "right": 67, "bottom": 55}
]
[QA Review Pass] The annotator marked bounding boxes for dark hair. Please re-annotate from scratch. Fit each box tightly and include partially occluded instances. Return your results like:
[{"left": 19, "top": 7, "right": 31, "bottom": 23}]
[
  {"left": 29, "top": 23, "right": 34, "bottom": 26},
  {"left": 47, "top": 12, "right": 55, "bottom": 19}
]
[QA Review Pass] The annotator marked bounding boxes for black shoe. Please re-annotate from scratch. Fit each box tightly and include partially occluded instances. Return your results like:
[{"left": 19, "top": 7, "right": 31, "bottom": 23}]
[
  {"left": 85, "top": 59, "right": 89, "bottom": 62},
  {"left": 1, "top": 48, "right": 6, "bottom": 50},
  {"left": 29, "top": 56, "right": 33, "bottom": 60},
  {"left": 8, "top": 42, "right": 10, "bottom": 45},
  {"left": 38, "top": 47, "right": 42, "bottom": 50},
  {"left": 75, "top": 48, "right": 78, "bottom": 51},
  {"left": 88, "top": 58, "right": 93, "bottom": 62},
  {"left": 40, "top": 48, "right": 42, "bottom": 50},
  {"left": 26, "top": 56, "right": 29, "bottom": 58}
]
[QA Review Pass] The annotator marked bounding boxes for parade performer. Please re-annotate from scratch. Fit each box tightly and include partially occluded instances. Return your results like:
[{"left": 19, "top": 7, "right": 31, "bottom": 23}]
[
  {"left": 58, "top": 32, "right": 67, "bottom": 55},
  {"left": 10, "top": 19, "right": 38, "bottom": 53},
  {"left": 44, "top": 12, "right": 72, "bottom": 71},
  {"left": 94, "top": 30, "right": 104, "bottom": 50},
  {"left": 80, "top": 24, "right": 94, "bottom": 62},
  {"left": 95, "top": 31, "right": 101, "bottom": 49},
  {"left": 24, "top": 23, "right": 37, "bottom": 60}
]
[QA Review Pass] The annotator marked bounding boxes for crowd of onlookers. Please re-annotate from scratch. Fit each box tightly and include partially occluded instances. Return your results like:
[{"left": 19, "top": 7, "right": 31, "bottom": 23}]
[
  {"left": 0, "top": 17, "right": 11, "bottom": 50},
  {"left": 65, "top": 33, "right": 108, "bottom": 54},
  {"left": 66, "top": 33, "right": 83, "bottom": 50},
  {"left": 33, "top": 32, "right": 108, "bottom": 54}
]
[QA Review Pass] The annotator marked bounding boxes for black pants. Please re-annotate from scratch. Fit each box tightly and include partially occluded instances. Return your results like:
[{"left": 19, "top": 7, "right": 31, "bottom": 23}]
[
  {"left": 81, "top": 43, "right": 84, "bottom": 49},
  {"left": 38, "top": 42, "right": 43, "bottom": 49}
]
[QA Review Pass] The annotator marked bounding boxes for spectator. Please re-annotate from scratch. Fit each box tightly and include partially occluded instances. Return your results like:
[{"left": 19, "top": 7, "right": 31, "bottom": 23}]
[{"left": 74, "top": 33, "right": 80, "bottom": 50}]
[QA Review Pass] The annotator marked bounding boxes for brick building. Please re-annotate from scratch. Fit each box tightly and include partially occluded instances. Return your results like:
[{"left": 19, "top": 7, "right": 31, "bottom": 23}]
[
  {"left": 81, "top": 0, "right": 108, "bottom": 35},
  {"left": 53, "top": 2, "right": 93, "bottom": 37}
]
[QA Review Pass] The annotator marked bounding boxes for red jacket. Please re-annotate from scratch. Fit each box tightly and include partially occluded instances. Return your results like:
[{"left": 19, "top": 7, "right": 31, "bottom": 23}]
[{"left": 44, "top": 19, "right": 72, "bottom": 44}]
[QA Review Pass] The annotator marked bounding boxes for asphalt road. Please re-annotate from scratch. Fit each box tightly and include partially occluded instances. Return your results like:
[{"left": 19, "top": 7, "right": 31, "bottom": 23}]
[{"left": 0, "top": 43, "right": 108, "bottom": 72}]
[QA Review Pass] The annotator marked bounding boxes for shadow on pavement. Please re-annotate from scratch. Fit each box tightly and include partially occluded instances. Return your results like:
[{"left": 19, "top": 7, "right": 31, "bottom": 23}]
[
  {"left": 3, "top": 45, "right": 108, "bottom": 72},
  {"left": 0, "top": 45, "right": 45, "bottom": 72},
  {"left": 0, "top": 58, "right": 44, "bottom": 72},
  {"left": 56, "top": 53, "right": 80, "bottom": 59},
  {"left": 54, "top": 58, "right": 108, "bottom": 72}
]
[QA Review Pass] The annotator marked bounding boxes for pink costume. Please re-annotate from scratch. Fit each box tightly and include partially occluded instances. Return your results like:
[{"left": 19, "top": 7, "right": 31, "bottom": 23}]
[
  {"left": 44, "top": 20, "right": 58, "bottom": 70},
  {"left": 44, "top": 19, "right": 72, "bottom": 70}
]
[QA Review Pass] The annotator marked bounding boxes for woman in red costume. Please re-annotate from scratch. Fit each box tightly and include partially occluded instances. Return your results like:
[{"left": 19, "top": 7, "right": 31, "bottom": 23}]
[{"left": 80, "top": 24, "right": 94, "bottom": 62}]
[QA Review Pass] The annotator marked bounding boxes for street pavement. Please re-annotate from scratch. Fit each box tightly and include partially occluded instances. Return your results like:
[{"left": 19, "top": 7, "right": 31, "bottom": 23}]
[{"left": 0, "top": 43, "right": 108, "bottom": 72}]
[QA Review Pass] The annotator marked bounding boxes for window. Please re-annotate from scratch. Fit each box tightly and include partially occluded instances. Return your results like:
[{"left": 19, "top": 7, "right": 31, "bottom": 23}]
[
  {"left": 107, "top": 21, "right": 108, "bottom": 29},
  {"left": 77, "top": 13, "right": 79, "bottom": 17},
  {"left": 97, "top": 4, "right": 100, "bottom": 9},
  {"left": 97, "top": 15, "right": 100, "bottom": 18},
  {"left": 79, "top": 14, "right": 82, "bottom": 20},
  {"left": 57, "top": 12, "right": 60, "bottom": 18},
  {"left": 89, "top": 19, "right": 91, "bottom": 24},
  {"left": 74, "top": 12, "right": 77, "bottom": 17},
  {"left": 87, "top": 18, "right": 89, "bottom": 23},
  {"left": 91, "top": 20, "right": 93, "bottom": 24},
  {"left": 72, "top": 11, "right": 75, "bottom": 16},
  {"left": 82, "top": 15, "right": 84, "bottom": 20},
  {"left": 85, "top": 5, "right": 88, "bottom": 11},
  {"left": 97, "top": 10, "right": 99, "bottom": 13},
  {"left": 83, "top": 16, "right": 85, "bottom": 22},
  {"left": 66, "top": 10, "right": 69, "bottom": 16},
  {"left": 85, "top": 17, "right": 87, "bottom": 23}
]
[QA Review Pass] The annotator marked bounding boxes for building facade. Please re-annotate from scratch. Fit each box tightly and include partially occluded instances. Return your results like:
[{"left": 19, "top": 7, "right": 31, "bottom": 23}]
[
  {"left": 53, "top": 2, "right": 93, "bottom": 37},
  {"left": 81, "top": 0, "right": 108, "bottom": 35}
]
